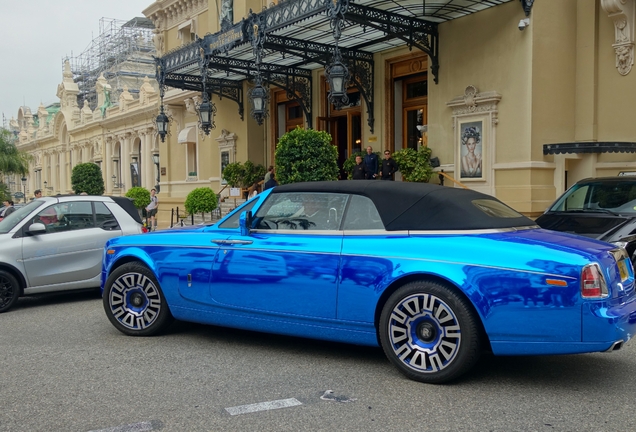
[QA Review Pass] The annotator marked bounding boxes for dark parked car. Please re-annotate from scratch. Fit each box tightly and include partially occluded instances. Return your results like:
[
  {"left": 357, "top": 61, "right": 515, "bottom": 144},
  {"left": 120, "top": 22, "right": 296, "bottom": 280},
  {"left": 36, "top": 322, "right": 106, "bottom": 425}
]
[
  {"left": 536, "top": 176, "right": 636, "bottom": 263},
  {"left": 101, "top": 181, "right": 636, "bottom": 384}
]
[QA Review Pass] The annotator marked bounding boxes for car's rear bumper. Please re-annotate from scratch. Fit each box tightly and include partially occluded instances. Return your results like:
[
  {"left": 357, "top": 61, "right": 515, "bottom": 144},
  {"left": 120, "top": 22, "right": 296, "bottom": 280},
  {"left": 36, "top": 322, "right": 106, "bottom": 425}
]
[
  {"left": 582, "top": 293, "right": 636, "bottom": 346},
  {"left": 490, "top": 294, "right": 636, "bottom": 356}
]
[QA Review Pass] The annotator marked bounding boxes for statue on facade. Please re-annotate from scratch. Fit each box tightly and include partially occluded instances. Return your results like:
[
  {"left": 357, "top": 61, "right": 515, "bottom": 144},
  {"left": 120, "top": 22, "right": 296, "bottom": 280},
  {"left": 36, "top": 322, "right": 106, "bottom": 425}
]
[{"left": 220, "top": 0, "right": 233, "bottom": 30}]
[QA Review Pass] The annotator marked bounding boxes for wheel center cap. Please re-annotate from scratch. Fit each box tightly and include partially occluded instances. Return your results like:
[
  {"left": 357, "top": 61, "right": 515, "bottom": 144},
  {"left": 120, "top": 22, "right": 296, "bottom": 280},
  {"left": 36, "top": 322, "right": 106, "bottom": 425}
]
[
  {"left": 131, "top": 293, "right": 144, "bottom": 307},
  {"left": 418, "top": 322, "right": 436, "bottom": 342}
]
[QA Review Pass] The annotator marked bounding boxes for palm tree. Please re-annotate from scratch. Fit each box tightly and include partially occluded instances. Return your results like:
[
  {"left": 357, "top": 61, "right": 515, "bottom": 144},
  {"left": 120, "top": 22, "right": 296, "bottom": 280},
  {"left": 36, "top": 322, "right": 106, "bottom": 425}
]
[{"left": 0, "top": 129, "right": 29, "bottom": 176}]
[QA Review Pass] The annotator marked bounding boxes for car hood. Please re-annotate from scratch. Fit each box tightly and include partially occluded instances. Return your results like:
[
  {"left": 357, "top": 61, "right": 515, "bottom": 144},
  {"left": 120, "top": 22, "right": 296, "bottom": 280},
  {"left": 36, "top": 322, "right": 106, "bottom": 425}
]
[{"left": 535, "top": 212, "right": 634, "bottom": 240}]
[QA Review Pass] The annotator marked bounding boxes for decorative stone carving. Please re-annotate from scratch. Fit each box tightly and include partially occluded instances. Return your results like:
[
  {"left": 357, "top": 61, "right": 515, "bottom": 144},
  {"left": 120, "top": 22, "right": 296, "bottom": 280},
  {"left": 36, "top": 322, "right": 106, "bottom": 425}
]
[
  {"left": 139, "top": 77, "right": 156, "bottom": 105},
  {"left": 601, "top": 0, "right": 635, "bottom": 76},
  {"left": 447, "top": 86, "right": 502, "bottom": 125},
  {"left": 119, "top": 87, "right": 134, "bottom": 112},
  {"left": 184, "top": 97, "right": 197, "bottom": 114},
  {"left": 148, "top": 0, "right": 208, "bottom": 31},
  {"left": 81, "top": 100, "right": 93, "bottom": 123},
  {"left": 463, "top": 85, "right": 478, "bottom": 112}
]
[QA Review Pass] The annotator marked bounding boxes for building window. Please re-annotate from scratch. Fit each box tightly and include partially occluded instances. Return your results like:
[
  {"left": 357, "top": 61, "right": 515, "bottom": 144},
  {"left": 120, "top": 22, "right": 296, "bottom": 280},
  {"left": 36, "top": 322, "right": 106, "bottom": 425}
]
[
  {"left": 178, "top": 19, "right": 197, "bottom": 45},
  {"left": 187, "top": 142, "right": 197, "bottom": 179},
  {"left": 395, "top": 74, "right": 427, "bottom": 150}
]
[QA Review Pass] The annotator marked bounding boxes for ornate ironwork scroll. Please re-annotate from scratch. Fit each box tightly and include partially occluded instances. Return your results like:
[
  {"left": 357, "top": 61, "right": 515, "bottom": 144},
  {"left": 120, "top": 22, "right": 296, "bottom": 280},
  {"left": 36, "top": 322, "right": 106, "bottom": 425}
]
[
  {"left": 519, "top": 0, "right": 534, "bottom": 17},
  {"left": 346, "top": 3, "right": 439, "bottom": 84}
]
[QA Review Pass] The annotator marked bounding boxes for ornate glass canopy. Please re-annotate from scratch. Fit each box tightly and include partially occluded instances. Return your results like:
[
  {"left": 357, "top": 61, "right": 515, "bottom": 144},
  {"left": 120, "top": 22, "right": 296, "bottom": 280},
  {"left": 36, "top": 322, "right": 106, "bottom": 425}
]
[{"left": 155, "top": 0, "right": 529, "bottom": 131}]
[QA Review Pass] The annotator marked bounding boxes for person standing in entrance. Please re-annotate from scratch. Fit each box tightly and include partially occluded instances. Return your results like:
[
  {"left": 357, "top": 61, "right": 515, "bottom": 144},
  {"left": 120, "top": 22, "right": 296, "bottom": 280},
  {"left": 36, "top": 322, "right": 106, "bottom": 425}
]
[
  {"left": 380, "top": 150, "right": 398, "bottom": 180},
  {"left": 352, "top": 156, "right": 368, "bottom": 180},
  {"left": 146, "top": 188, "right": 159, "bottom": 231},
  {"left": 363, "top": 146, "right": 378, "bottom": 179},
  {"left": 264, "top": 166, "right": 274, "bottom": 183}
]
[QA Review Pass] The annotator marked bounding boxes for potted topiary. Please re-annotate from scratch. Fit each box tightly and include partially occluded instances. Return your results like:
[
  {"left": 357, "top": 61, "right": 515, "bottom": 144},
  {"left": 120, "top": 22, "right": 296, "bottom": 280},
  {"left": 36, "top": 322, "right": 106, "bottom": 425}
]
[
  {"left": 391, "top": 147, "right": 434, "bottom": 182},
  {"left": 274, "top": 127, "right": 338, "bottom": 184},
  {"left": 125, "top": 187, "right": 151, "bottom": 218},
  {"left": 184, "top": 187, "right": 218, "bottom": 222},
  {"left": 222, "top": 162, "right": 244, "bottom": 188},
  {"left": 71, "top": 162, "right": 105, "bottom": 195}
]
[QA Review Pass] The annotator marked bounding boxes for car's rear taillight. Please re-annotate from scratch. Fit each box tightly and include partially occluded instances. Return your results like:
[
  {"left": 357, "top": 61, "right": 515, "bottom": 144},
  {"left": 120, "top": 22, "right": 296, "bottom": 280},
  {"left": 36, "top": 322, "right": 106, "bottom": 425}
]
[
  {"left": 581, "top": 264, "right": 608, "bottom": 298},
  {"left": 141, "top": 226, "right": 149, "bottom": 233}
]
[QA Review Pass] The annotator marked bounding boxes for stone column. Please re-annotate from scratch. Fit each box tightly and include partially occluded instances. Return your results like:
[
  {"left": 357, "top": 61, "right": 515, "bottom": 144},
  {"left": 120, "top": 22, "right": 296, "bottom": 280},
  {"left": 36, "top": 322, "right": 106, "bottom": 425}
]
[
  {"left": 105, "top": 137, "right": 113, "bottom": 194},
  {"left": 59, "top": 149, "right": 67, "bottom": 193},
  {"left": 122, "top": 133, "right": 132, "bottom": 192},
  {"left": 141, "top": 129, "right": 157, "bottom": 189}
]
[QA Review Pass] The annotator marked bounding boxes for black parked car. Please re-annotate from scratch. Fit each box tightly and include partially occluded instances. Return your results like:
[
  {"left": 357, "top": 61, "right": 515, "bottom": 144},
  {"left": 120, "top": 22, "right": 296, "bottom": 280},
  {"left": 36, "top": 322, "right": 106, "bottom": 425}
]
[{"left": 536, "top": 176, "right": 636, "bottom": 263}]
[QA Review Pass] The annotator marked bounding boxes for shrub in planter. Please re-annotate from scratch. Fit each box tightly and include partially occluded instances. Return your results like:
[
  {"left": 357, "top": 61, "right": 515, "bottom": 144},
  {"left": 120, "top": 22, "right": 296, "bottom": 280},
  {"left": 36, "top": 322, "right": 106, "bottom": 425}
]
[
  {"left": 184, "top": 187, "right": 218, "bottom": 216},
  {"left": 222, "top": 162, "right": 244, "bottom": 188},
  {"left": 71, "top": 162, "right": 105, "bottom": 195},
  {"left": 125, "top": 187, "right": 151, "bottom": 210},
  {"left": 391, "top": 147, "right": 434, "bottom": 182},
  {"left": 275, "top": 127, "right": 338, "bottom": 184},
  {"left": 242, "top": 160, "right": 266, "bottom": 188}
]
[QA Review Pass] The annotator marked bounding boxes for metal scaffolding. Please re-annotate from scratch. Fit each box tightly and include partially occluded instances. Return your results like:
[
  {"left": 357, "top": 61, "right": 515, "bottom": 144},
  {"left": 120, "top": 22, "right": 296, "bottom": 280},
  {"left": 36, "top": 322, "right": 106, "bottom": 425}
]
[{"left": 65, "top": 17, "right": 156, "bottom": 110}]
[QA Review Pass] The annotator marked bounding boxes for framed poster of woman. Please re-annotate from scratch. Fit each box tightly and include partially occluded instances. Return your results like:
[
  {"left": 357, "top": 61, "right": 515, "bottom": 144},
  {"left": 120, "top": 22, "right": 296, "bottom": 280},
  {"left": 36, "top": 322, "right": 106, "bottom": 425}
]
[{"left": 458, "top": 120, "right": 484, "bottom": 181}]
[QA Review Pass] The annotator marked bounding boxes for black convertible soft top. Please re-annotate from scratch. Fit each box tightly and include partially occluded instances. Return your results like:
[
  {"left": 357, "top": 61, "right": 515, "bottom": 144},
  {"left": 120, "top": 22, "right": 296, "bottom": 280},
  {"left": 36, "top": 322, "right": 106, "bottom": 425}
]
[{"left": 272, "top": 181, "right": 535, "bottom": 231}]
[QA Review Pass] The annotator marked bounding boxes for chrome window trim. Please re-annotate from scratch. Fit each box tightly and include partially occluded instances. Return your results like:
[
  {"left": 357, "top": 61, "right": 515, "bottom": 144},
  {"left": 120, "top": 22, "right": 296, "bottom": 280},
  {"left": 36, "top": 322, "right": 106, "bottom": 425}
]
[
  {"left": 408, "top": 225, "right": 539, "bottom": 235},
  {"left": 250, "top": 229, "right": 344, "bottom": 236}
]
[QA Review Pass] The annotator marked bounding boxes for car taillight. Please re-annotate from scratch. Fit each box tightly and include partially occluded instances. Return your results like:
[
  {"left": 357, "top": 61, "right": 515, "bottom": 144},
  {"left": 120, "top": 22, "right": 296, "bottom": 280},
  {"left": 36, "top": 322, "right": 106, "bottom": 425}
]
[
  {"left": 141, "top": 226, "right": 149, "bottom": 233},
  {"left": 581, "top": 264, "right": 608, "bottom": 298}
]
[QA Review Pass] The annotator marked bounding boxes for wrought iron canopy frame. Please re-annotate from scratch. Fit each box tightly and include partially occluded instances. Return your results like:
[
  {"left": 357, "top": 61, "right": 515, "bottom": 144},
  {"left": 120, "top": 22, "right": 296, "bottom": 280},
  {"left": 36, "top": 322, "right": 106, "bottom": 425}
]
[{"left": 157, "top": 0, "right": 534, "bottom": 129}]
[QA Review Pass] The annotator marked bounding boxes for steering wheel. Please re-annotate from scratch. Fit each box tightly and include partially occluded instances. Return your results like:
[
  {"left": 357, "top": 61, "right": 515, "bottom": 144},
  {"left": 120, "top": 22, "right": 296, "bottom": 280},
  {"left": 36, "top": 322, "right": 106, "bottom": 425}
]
[{"left": 258, "top": 219, "right": 278, "bottom": 230}]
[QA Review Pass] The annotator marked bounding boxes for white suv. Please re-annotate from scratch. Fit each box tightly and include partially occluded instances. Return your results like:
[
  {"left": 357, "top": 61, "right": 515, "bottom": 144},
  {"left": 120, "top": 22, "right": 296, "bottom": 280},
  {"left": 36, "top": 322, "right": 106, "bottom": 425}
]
[{"left": 0, "top": 195, "right": 145, "bottom": 313}]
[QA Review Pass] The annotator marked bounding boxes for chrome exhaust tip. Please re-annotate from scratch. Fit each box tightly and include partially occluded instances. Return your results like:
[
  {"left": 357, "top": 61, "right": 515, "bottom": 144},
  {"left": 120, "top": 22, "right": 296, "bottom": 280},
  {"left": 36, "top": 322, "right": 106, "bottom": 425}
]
[{"left": 605, "top": 340, "right": 624, "bottom": 352}]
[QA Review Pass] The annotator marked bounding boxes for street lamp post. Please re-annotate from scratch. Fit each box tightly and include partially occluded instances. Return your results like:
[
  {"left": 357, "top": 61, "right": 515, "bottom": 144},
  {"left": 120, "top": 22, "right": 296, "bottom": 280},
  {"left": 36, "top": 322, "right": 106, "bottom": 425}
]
[
  {"left": 21, "top": 177, "right": 27, "bottom": 203},
  {"left": 152, "top": 154, "right": 160, "bottom": 193}
]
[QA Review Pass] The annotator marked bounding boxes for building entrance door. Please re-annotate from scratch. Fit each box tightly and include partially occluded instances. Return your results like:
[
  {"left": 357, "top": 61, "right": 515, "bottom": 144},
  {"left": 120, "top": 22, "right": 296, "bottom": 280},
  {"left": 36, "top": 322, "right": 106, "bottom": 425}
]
[{"left": 318, "top": 92, "right": 362, "bottom": 179}]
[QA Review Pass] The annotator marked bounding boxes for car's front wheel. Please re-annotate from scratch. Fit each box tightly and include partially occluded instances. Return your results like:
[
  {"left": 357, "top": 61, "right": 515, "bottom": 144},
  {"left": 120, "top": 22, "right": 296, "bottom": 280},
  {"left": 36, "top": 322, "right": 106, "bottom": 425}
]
[
  {"left": 103, "top": 262, "right": 173, "bottom": 336},
  {"left": 379, "top": 281, "right": 481, "bottom": 384},
  {"left": 0, "top": 270, "right": 20, "bottom": 313}
]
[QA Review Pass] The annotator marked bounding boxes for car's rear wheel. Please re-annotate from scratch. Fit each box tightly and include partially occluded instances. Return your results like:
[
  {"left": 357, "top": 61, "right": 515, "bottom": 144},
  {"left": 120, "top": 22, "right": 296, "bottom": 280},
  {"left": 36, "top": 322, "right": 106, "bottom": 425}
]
[
  {"left": 379, "top": 281, "right": 481, "bottom": 383},
  {"left": 103, "top": 262, "right": 173, "bottom": 336},
  {"left": 0, "top": 270, "right": 20, "bottom": 313}
]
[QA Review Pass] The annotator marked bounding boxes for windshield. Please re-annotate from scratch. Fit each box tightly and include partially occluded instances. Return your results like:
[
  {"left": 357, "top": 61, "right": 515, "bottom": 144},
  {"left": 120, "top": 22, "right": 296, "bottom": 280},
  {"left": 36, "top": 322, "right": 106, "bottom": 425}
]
[
  {"left": 549, "top": 181, "right": 636, "bottom": 215},
  {"left": 0, "top": 200, "right": 45, "bottom": 234}
]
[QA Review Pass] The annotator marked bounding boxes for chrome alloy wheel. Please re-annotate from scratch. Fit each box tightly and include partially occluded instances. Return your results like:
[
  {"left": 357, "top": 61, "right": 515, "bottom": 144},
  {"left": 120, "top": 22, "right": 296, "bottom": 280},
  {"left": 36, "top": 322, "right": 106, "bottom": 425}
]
[
  {"left": 108, "top": 272, "right": 162, "bottom": 330},
  {"left": 388, "top": 293, "right": 461, "bottom": 373}
]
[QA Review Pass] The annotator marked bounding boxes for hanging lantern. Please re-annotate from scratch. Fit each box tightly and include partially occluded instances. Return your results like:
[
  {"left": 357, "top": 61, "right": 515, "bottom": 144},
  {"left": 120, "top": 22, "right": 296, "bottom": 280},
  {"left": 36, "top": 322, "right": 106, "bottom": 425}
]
[{"left": 155, "top": 107, "right": 169, "bottom": 142}]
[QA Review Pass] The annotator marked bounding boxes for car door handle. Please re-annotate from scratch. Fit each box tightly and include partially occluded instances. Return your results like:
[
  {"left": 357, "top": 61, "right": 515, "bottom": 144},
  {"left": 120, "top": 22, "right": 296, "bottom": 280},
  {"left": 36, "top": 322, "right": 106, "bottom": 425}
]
[{"left": 211, "top": 239, "right": 253, "bottom": 245}]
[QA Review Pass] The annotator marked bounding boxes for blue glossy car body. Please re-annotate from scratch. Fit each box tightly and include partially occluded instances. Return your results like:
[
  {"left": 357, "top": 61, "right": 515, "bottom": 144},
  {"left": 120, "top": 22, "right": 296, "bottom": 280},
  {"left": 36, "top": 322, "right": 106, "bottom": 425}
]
[{"left": 101, "top": 185, "right": 636, "bottom": 359}]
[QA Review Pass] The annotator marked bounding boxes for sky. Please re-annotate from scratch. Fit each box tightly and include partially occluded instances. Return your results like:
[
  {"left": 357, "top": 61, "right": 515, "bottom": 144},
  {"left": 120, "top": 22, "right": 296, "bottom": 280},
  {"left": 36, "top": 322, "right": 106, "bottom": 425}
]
[{"left": 0, "top": 0, "right": 150, "bottom": 127}]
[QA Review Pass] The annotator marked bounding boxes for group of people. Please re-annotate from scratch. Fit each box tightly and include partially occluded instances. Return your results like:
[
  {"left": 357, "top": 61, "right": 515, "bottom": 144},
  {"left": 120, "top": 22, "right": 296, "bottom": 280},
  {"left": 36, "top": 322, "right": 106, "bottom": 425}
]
[
  {"left": 352, "top": 146, "right": 398, "bottom": 180},
  {"left": 246, "top": 166, "right": 278, "bottom": 199}
]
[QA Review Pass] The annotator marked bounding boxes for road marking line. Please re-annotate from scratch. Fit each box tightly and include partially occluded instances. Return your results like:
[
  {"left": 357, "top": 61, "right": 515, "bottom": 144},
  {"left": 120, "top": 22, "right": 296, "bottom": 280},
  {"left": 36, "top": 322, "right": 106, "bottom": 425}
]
[
  {"left": 88, "top": 421, "right": 157, "bottom": 432},
  {"left": 225, "top": 398, "right": 302, "bottom": 416}
]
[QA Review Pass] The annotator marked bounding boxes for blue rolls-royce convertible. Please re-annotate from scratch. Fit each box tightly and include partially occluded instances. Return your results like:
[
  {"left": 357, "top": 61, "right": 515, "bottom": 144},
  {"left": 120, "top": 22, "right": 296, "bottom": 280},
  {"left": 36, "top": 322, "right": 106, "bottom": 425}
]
[{"left": 101, "top": 181, "right": 636, "bottom": 383}]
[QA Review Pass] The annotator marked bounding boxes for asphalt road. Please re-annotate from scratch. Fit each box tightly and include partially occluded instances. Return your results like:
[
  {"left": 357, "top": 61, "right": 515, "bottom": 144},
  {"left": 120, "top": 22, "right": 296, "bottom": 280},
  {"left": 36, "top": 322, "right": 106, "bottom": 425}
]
[{"left": 2, "top": 290, "right": 636, "bottom": 432}]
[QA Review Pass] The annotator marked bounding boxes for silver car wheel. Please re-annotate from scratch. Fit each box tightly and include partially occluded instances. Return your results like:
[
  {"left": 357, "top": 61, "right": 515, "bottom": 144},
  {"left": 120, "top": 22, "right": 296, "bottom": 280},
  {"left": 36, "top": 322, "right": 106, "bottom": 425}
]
[
  {"left": 108, "top": 272, "right": 162, "bottom": 331},
  {"left": 379, "top": 281, "right": 481, "bottom": 383},
  {"left": 388, "top": 293, "right": 461, "bottom": 373}
]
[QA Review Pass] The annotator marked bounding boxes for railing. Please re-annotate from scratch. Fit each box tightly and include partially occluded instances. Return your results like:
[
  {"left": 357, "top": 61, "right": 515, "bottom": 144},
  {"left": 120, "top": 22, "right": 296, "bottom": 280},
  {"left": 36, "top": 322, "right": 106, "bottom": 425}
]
[
  {"left": 437, "top": 170, "right": 469, "bottom": 189},
  {"left": 169, "top": 185, "right": 230, "bottom": 228}
]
